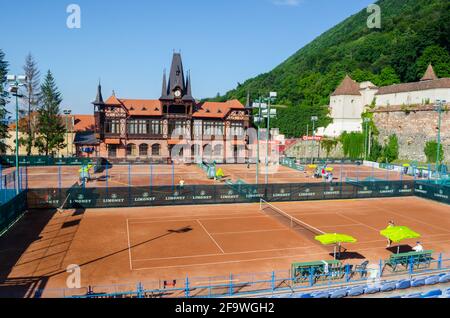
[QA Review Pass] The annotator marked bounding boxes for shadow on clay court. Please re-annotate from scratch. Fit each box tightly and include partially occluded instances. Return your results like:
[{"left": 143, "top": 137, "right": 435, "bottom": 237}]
[
  {"left": 386, "top": 245, "right": 414, "bottom": 254},
  {"left": 0, "top": 209, "right": 57, "bottom": 298},
  {"left": 333, "top": 251, "right": 366, "bottom": 261}
]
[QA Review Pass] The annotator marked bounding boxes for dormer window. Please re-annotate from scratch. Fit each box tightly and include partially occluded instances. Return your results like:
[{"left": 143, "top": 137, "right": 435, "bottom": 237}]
[
  {"left": 206, "top": 109, "right": 210, "bottom": 113},
  {"left": 142, "top": 107, "right": 147, "bottom": 111}
]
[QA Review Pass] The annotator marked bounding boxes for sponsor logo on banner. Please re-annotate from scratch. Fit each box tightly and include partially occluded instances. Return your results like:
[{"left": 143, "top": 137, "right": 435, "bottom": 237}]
[
  {"left": 134, "top": 192, "right": 156, "bottom": 202},
  {"left": 273, "top": 188, "right": 290, "bottom": 198},
  {"left": 103, "top": 193, "right": 125, "bottom": 204},
  {"left": 193, "top": 190, "right": 212, "bottom": 200}
]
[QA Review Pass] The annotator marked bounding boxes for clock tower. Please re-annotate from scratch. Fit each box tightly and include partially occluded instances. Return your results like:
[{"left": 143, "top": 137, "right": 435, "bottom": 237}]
[{"left": 160, "top": 53, "right": 195, "bottom": 117}]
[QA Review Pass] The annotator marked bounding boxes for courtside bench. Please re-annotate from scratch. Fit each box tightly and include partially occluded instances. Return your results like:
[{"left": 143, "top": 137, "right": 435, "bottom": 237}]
[
  {"left": 292, "top": 260, "right": 343, "bottom": 284},
  {"left": 384, "top": 250, "right": 433, "bottom": 272}
]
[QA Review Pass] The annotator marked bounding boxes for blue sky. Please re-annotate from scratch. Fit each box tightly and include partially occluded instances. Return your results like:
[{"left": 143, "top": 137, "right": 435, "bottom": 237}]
[{"left": 1, "top": 0, "right": 374, "bottom": 114}]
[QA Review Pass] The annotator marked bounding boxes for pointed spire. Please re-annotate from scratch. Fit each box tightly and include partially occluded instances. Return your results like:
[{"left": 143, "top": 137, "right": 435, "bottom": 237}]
[
  {"left": 93, "top": 79, "right": 104, "bottom": 104},
  {"left": 182, "top": 70, "right": 194, "bottom": 101},
  {"left": 160, "top": 69, "right": 168, "bottom": 99},
  {"left": 421, "top": 64, "right": 438, "bottom": 81},
  {"left": 167, "top": 52, "right": 186, "bottom": 97}
]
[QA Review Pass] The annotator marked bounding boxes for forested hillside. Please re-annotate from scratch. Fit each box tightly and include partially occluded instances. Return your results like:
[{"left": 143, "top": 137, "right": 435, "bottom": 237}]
[{"left": 213, "top": 0, "right": 450, "bottom": 137}]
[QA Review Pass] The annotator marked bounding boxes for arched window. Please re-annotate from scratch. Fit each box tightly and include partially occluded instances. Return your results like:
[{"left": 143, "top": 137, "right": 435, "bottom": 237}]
[
  {"left": 139, "top": 144, "right": 148, "bottom": 157},
  {"left": 152, "top": 144, "right": 161, "bottom": 156},
  {"left": 127, "top": 143, "right": 137, "bottom": 157}
]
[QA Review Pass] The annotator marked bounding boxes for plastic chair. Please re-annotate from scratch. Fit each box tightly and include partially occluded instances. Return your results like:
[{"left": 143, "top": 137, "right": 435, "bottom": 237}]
[
  {"left": 329, "top": 289, "right": 348, "bottom": 299},
  {"left": 438, "top": 274, "right": 450, "bottom": 284},
  {"left": 380, "top": 282, "right": 397, "bottom": 292},
  {"left": 421, "top": 289, "right": 442, "bottom": 298},
  {"left": 312, "top": 291, "right": 330, "bottom": 299},
  {"left": 402, "top": 293, "right": 422, "bottom": 298},
  {"left": 411, "top": 278, "right": 425, "bottom": 287},
  {"left": 348, "top": 286, "right": 365, "bottom": 297},
  {"left": 424, "top": 275, "right": 440, "bottom": 285},
  {"left": 396, "top": 280, "right": 411, "bottom": 290},
  {"left": 364, "top": 286, "right": 380, "bottom": 294}
]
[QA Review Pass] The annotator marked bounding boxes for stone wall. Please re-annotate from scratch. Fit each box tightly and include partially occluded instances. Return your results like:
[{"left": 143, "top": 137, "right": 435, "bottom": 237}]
[
  {"left": 372, "top": 106, "right": 450, "bottom": 162},
  {"left": 285, "top": 140, "right": 345, "bottom": 159}
]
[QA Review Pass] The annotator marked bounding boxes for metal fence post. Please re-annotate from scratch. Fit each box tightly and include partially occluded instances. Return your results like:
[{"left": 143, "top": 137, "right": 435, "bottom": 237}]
[
  {"left": 379, "top": 259, "right": 383, "bottom": 278},
  {"left": 105, "top": 163, "right": 109, "bottom": 192},
  {"left": 271, "top": 271, "right": 276, "bottom": 292},
  {"left": 128, "top": 162, "right": 131, "bottom": 188},
  {"left": 185, "top": 276, "right": 190, "bottom": 298},
  {"left": 438, "top": 253, "right": 442, "bottom": 270},
  {"left": 309, "top": 267, "right": 314, "bottom": 287},
  {"left": 150, "top": 163, "right": 153, "bottom": 188},
  {"left": 58, "top": 165, "right": 62, "bottom": 190},
  {"left": 229, "top": 274, "right": 233, "bottom": 296},
  {"left": 345, "top": 264, "right": 350, "bottom": 282},
  {"left": 137, "top": 282, "right": 143, "bottom": 298},
  {"left": 409, "top": 256, "right": 414, "bottom": 275}
]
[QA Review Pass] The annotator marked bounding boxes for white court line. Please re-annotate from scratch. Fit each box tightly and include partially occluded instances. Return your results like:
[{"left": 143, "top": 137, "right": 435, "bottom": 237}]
[
  {"left": 210, "top": 228, "right": 289, "bottom": 236},
  {"left": 126, "top": 219, "right": 133, "bottom": 271},
  {"left": 128, "top": 215, "right": 267, "bottom": 225},
  {"left": 196, "top": 220, "right": 225, "bottom": 254}
]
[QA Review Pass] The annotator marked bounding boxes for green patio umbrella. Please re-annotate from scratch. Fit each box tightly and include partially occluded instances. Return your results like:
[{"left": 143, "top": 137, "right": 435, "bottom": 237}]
[
  {"left": 315, "top": 233, "right": 357, "bottom": 259},
  {"left": 380, "top": 226, "right": 421, "bottom": 254}
]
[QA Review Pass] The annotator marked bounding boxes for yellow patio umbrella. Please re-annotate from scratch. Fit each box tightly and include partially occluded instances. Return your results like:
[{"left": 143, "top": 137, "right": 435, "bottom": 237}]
[
  {"left": 315, "top": 233, "right": 357, "bottom": 259},
  {"left": 325, "top": 167, "right": 334, "bottom": 172},
  {"left": 380, "top": 226, "right": 421, "bottom": 254}
]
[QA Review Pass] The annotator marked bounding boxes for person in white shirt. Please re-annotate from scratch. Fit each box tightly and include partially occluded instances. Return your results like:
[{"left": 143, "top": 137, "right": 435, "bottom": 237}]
[{"left": 412, "top": 242, "right": 424, "bottom": 252}]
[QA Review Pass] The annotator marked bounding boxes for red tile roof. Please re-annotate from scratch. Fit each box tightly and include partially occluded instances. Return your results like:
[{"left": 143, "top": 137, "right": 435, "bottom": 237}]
[
  {"left": 72, "top": 115, "right": 95, "bottom": 132},
  {"left": 104, "top": 95, "right": 244, "bottom": 119},
  {"left": 193, "top": 100, "right": 245, "bottom": 119},
  {"left": 120, "top": 99, "right": 162, "bottom": 116},
  {"left": 375, "top": 78, "right": 450, "bottom": 95}
]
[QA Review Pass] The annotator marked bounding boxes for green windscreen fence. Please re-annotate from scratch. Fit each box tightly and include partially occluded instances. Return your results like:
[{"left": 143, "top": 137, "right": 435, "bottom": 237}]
[
  {"left": 26, "top": 180, "right": 415, "bottom": 210},
  {"left": 414, "top": 181, "right": 450, "bottom": 205},
  {"left": 0, "top": 191, "right": 27, "bottom": 236},
  {"left": 1, "top": 155, "right": 95, "bottom": 167}
]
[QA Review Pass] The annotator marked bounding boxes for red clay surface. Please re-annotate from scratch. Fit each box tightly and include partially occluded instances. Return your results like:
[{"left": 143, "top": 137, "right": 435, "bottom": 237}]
[
  {"left": 0, "top": 196, "right": 449, "bottom": 297},
  {"left": 4, "top": 163, "right": 412, "bottom": 189},
  {"left": 218, "top": 164, "right": 413, "bottom": 184}
]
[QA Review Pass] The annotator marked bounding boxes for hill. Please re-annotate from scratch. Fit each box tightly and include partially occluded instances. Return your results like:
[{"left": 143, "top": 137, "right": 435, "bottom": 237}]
[{"left": 214, "top": 0, "right": 450, "bottom": 138}]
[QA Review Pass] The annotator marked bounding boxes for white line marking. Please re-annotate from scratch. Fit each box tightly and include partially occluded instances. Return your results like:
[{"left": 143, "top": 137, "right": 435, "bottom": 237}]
[
  {"left": 196, "top": 220, "right": 225, "bottom": 254},
  {"left": 126, "top": 219, "right": 133, "bottom": 271}
]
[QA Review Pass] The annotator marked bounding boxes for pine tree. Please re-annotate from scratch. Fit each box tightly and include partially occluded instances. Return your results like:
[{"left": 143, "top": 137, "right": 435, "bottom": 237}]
[
  {"left": 22, "top": 53, "right": 41, "bottom": 155},
  {"left": 0, "top": 49, "right": 10, "bottom": 154},
  {"left": 35, "top": 70, "right": 66, "bottom": 156}
]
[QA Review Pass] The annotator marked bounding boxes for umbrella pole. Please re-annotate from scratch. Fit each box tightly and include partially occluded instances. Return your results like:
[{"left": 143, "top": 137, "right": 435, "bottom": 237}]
[
  {"left": 397, "top": 245, "right": 400, "bottom": 254},
  {"left": 334, "top": 245, "right": 337, "bottom": 260}
]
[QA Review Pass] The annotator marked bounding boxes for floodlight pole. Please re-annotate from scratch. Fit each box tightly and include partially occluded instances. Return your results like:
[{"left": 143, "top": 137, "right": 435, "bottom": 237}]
[
  {"left": 310, "top": 116, "right": 318, "bottom": 165},
  {"left": 15, "top": 91, "right": 19, "bottom": 193},
  {"left": 256, "top": 97, "right": 262, "bottom": 186},
  {"left": 265, "top": 99, "right": 271, "bottom": 185},
  {"left": 435, "top": 100, "right": 445, "bottom": 175}
]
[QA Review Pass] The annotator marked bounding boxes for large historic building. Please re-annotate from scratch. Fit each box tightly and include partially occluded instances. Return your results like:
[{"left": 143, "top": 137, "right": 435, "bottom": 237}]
[
  {"left": 318, "top": 65, "right": 450, "bottom": 137},
  {"left": 75, "top": 53, "right": 252, "bottom": 162}
]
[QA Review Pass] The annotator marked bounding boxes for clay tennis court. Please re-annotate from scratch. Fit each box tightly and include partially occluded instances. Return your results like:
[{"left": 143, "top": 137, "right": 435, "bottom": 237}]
[
  {"left": 218, "top": 163, "right": 413, "bottom": 184},
  {"left": 0, "top": 196, "right": 449, "bottom": 298},
  {"left": 7, "top": 163, "right": 413, "bottom": 189}
]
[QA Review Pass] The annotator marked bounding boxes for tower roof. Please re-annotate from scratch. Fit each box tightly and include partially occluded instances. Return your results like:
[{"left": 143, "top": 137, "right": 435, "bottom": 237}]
[
  {"left": 331, "top": 75, "right": 361, "bottom": 96},
  {"left": 182, "top": 70, "right": 194, "bottom": 101},
  {"left": 421, "top": 64, "right": 438, "bottom": 81},
  {"left": 167, "top": 53, "right": 185, "bottom": 96},
  {"left": 93, "top": 81, "right": 104, "bottom": 104}
]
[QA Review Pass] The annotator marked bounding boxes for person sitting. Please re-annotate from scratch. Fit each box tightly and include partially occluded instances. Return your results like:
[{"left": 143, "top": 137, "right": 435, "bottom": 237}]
[{"left": 412, "top": 242, "right": 424, "bottom": 252}]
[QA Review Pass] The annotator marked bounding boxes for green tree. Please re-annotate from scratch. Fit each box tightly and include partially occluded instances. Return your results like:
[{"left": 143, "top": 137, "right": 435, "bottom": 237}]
[
  {"left": 424, "top": 141, "right": 444, "bottom": 163},
  {"left": 35, "top": 70, "right": 66, "bottom": 156},
  {"left": 381, "top": 134, "right": 399, "bottom": 163},
  {"left": 22, "top": 53, "right": 41, "bottom": 155},
  {"left": 416, "top": 45, "right": 450, "bottom": 79},
  {"left": 374, "top": 67, "right": 401, "bottom": 86},
  {"left": 340, "top": 132, "right": 364, "bottom": 160},
  {"left": 321, "top": 139, "right": 338, "bottom": 158},
  {"left": 0, "top": 49, "right": 10, "bottom": 153}
]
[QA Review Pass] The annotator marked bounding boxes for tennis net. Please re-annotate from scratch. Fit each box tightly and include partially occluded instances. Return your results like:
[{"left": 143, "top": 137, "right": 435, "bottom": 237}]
[{"left": 259, "top": 199, "right": 325, "bottom": 240}]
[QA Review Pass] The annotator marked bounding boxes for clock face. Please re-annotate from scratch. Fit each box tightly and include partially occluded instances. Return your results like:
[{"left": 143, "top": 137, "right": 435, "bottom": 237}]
[{"left": 174, "top": 90, "right": 182, "bottom": 98}]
